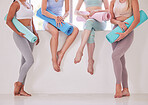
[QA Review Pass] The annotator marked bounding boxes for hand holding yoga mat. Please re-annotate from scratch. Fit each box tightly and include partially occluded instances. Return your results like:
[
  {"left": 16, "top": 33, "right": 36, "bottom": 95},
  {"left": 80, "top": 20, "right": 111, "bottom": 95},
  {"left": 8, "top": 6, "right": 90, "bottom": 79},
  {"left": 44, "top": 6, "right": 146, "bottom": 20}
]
[
  {"left": 76, "top": 11, "right": 111, "bottom": 22},
  {"left": 106, "top": 10, "right": 148, "bottom": 43},
  {"left": 36, "top": 8, "right": 74, "bottom": 36},
  {"left": 4, "top": 15, "right": 38, "bottom": 43}
]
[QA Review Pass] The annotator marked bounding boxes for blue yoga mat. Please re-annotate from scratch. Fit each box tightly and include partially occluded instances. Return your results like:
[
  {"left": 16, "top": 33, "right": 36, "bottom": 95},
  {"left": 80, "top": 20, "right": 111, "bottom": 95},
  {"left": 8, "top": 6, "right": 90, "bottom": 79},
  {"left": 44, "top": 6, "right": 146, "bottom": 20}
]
[
  {"left": 4, "top": 15, "right": 38, "bottom": 43},
  {"left": 36, "top": 8, "right": 74, "bottom": 36},
  {"left": 106, "top": 10, "right": 148, "bottom": 43}
]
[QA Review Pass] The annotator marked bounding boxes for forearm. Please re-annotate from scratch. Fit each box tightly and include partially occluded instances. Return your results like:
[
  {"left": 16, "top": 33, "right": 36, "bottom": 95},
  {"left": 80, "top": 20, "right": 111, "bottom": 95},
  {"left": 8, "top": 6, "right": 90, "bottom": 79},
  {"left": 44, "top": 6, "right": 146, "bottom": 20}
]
[
  {"left": 110, "top": 18, "right": 120, "bottom": 25},
  {"left": 75, "top": 10, "right": 85, "bottom": 17},
  {"left": 32, "top": 20, "right": 37, "bottom": 34},
  {"left": 124, "top": 19, "right": 140, "bottom": 36},
  {"left": 6, "top": 20, "right": 20, "bottom": 35},
  {"left": 62, "top": 11, "right": 69, "bottom": 19},
  {"left": 41, "top": 10, "right": 57, "bottom": 19},
  {"left": 32, "top": 20, "right": 39, "bottom": 39}
]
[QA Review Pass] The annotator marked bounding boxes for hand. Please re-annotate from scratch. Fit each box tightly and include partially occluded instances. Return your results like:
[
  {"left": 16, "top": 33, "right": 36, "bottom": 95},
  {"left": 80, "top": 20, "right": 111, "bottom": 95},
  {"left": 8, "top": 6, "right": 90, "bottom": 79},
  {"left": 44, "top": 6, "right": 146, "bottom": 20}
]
[
  {"left": 18, "top": 32, "right": 25, "bottom": 38},
  {"left": 89, "top": 10, "right": 96, "bottom": 17},
  {"left": 118, "top": 21, "right": 129, "bottom": 32},
  {"left": 115, "top": 32, "right": 127, "bottom": 42},
  {"left": 35, "top": 33, "right": 39, "bottom": 45},
  {"left": 82, "top": 15, "right": 89, "bottom": 20},
  {"left": 59, "top": 16, "right": 64, "bottom": 21},
  {"left": 55, "top": 16, "right": 65, "bottom": 27}
]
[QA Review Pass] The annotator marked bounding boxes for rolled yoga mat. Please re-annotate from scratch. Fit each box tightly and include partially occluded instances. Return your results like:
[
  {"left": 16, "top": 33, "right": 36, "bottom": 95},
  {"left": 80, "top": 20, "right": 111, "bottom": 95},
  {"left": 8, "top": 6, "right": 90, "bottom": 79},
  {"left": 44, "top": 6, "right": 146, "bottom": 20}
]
[
  {"left": 36, "top": 8, "right": 74, "bottom": 36},
  {"left": 106, "top": 10, "right": 148, "bottom": 43},
  {"left": 76, "top": 11, "right": 111, "bottom": 22},
  {"left": 4, "top": 15, "right": 38, "bottom": 43}
]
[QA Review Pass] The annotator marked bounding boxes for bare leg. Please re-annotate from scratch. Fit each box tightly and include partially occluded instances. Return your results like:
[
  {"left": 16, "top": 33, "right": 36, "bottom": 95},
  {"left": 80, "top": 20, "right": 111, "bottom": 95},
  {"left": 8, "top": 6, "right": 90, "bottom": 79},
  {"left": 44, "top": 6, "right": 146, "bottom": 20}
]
[
  {"left": 57, "top": 26, "right": 79, "bottom": 66},
  {"left": 74, "top": 29, "right": 91, "bottom": 64},
  {"left": 87, "top": 43, "right": 95, "bottom": 75},
  {"left": 45, "top": 23, "right": 60, "bottom": 72}
]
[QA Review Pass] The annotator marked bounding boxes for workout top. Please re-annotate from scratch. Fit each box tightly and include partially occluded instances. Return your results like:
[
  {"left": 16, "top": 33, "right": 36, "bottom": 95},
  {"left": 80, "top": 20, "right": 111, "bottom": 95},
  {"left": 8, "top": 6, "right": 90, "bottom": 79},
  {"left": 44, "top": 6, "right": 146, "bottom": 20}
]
[
  {"left": 84, "top": 0, "right": 103, "bottom": 8},
  {"left": 47, "top": 0, "right": 64, "bottom": 16},
  {"left": 15, "top": 0, "right": 33, "bottom": 19},
  {"left": 113, "top": 0, "right": 133, "bottom": 18}
]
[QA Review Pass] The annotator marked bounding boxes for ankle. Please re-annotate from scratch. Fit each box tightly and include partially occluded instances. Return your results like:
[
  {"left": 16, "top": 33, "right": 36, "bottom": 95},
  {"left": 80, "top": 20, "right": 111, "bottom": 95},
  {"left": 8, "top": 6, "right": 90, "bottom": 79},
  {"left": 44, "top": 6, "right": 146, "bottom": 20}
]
[
  {"left": 52, "top": 59, "right": 57, "bottom": 63},
  {"left": 88, "top": 59, "right": 94, "bottom": 63},
  {"left": 58, "top": 50, "right": 65, "bottom": 55},
  {"left": 123, "top": 88, "right": 129, "bottom": 91},
  {"left": 116, "top": 84, "right": 122, "bottom": 92}
]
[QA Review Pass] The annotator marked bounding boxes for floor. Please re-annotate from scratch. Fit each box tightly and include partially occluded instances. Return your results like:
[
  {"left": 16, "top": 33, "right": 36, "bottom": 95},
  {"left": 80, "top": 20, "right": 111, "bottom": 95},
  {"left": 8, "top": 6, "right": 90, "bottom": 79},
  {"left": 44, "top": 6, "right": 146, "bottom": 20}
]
[{"left": 0, "top": 94, "right": 148, "bottom": 105}]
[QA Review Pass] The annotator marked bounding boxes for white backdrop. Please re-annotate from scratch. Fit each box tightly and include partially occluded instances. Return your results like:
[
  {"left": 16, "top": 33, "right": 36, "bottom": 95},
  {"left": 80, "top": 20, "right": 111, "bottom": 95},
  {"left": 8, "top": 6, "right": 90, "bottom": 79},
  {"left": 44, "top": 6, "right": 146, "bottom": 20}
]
[{"left": 0, "top": 0, "right": 148, "bottom": 94}]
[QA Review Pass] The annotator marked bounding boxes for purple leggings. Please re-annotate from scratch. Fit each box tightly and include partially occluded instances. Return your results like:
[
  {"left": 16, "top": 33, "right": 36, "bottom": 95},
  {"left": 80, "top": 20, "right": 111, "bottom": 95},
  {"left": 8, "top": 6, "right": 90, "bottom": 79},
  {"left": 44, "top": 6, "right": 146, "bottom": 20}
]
[{"left": 112, "top": 25, "right": 134, "bottom": 88}]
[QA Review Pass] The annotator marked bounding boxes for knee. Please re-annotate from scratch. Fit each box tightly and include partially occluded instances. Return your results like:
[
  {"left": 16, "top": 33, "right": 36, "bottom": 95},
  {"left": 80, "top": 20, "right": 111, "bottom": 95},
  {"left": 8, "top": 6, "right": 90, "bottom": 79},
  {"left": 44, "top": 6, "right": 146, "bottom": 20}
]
[
  {"left": 51, "top": 30, "right": 59, "bottom": 39},
  {"left": 84, "top": 19, "right": 94, "bottom": 28},
  {"left": 112, "top": 52, "right": 120, "bottom": 61},
  {"left": 27, "top": 57, "right": 34, "bottom": 66},
  {"left": 73, "top": 26, "right": 79, "bottom": 35},
  {"left": 87, "top": 35, "right": 95, "bottom": 43}
]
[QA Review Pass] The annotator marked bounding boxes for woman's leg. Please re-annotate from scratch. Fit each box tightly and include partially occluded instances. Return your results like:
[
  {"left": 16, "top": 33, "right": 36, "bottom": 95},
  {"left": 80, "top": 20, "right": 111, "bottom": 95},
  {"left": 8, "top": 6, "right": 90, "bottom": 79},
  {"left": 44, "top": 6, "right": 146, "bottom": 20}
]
[
  {"left": 13, "top": 31, "right": 34, "bottom": 96},
  {"left": 57, "top": 25, "right": 79, "bottom": 66},
  {"left": 87, "top": 43, "right": 95, "bottom": 75},
  {"left": 120, "top": 55, "right": 130, "bottom": 96},
  {"left": 87, "top": 29, "right": 95, "bottom": 75},
  {"left": 45, "top": 23, "right": 60, "bottom": 72},
  {"left": 112, "top": 31, "right": 134, "bottom": 98},
  {"left": 87, "top": 21, "right": 106, "bottom": 74},
  {"left": 74, "top": 19, "right": 96, "bottom": 64},
  {"left": 19, "top": 40, "right": 34, "bottom": 96}
]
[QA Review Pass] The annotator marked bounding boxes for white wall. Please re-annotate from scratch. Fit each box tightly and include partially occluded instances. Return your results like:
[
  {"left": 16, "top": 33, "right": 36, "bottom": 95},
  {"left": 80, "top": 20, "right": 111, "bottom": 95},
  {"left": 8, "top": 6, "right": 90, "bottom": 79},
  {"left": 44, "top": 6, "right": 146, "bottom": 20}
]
[{"left": 0, "top": 0, "right": 148, "bottom": 94}]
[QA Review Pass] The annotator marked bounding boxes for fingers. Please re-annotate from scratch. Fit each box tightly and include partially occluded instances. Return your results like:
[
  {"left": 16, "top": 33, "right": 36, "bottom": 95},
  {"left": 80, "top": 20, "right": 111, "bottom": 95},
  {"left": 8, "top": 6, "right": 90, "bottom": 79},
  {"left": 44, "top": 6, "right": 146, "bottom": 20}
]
[
  {"left": 60, "top": 22, "right": 62, "bottom": 27},
  {"left": 115, "top": 33, "right": 120, "bottom": 42},
  {"left": 119, "top": 26, "right": 124, "bottom": 31},
  {"left": 124, "top": 22, "right": 129, "bottom": 24}
]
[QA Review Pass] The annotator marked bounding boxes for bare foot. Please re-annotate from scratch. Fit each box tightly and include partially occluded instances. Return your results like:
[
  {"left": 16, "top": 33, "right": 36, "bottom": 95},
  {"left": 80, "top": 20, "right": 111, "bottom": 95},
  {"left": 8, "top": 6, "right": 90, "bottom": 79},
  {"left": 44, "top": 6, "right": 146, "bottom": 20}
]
[
  {"left": 114, "top": 84, "right": 122, "bottom": 98},
  {"left": 74, "top": 51, "right": 83, "bottom": 64},
  {"left": 87, "top": 59, "right": 94, "bottom": 75},
  {"left": 57, "top": 51, "right": 64, "bottom": 66},
  {"left": 52, "top": 60, "right": 60, "bottom": 72},
  {"left": 14, "top": 82, "right": 22, "bottom": 96},
  {"left": 122, "top": 88, "right": 130, "bottom": 97},
  {"left": 20, "top": 85, "right": 31, "bottom": 96}
]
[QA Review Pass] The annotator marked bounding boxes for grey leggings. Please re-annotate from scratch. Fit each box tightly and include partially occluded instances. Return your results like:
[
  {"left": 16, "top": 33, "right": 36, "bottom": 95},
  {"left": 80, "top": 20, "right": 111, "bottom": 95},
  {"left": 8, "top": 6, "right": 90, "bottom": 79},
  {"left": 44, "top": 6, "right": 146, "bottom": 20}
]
[
  {"left": 13, "top": 26, "right": 34, "bottom": 84},
  {"left": 112, "top": 25, "right": 134, "bottom": 88}
]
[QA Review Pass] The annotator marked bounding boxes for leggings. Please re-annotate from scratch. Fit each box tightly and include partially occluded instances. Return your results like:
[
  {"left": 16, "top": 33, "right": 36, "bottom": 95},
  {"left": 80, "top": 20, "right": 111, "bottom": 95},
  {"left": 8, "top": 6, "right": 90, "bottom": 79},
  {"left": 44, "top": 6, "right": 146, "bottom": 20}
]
[
  {"left": 112, "top": 25, "right": 134, "bottom": 88},
  {"left": 83, "top": 19, "right": 106, "bottom": 43},
  {"left": 13, "top": 26, "right": 34, "bottom": 84}
]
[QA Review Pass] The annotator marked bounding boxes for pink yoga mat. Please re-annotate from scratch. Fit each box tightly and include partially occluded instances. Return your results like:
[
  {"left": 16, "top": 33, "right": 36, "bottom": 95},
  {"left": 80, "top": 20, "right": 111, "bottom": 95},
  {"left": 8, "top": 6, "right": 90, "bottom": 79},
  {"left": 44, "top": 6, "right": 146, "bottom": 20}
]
[{"left": 76, "top": 11, "right": 111, "bottom": 22}]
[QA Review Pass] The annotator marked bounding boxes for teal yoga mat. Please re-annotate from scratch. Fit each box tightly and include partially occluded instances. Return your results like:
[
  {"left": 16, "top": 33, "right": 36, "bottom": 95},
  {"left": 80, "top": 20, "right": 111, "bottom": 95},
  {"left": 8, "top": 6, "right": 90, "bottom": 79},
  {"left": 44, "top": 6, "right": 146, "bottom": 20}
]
[
  {"left": 36, "top": 8, "right": 74, "bottom": 36},
  {"left": 106, "top": 10, "right": 148, "bottom": 43},
  {"left": 4, "top": 15, "right": 37, "bottom": 43}
]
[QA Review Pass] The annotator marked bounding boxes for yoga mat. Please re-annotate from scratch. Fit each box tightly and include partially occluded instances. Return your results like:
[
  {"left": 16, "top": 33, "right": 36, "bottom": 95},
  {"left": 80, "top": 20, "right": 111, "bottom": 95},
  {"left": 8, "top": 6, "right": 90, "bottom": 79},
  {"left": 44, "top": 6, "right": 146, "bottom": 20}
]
[
  {"left": 106, "top": 10, "right": 148, "bottom": 43},
  {"left": 76, "top": 11, "right": 111, "bottom": 22},
  {"left": 36, "top": 8, "right": 74, "bottom": 36},
  {"left": 4, "top": 15, "right": 37, "bottom": 43}
]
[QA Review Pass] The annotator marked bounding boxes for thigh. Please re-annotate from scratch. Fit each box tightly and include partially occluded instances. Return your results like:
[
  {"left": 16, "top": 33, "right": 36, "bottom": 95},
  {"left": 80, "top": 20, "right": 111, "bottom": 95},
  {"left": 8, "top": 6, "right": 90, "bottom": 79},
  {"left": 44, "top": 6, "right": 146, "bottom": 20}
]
[
  {"left": 93, "top": 20, "right": 106, "bottom": 31},
  {"left": 112, "top": 42, "right": 118, "bottom": 50},
  {"left": 13, "top": 33, "right": 33, "bottom": 60},
  {"left": 113, "top": 31, "right": 134, "bottom": 56},
  {"left": 45, "top": 23, "right": 59, "bottom": 35}
]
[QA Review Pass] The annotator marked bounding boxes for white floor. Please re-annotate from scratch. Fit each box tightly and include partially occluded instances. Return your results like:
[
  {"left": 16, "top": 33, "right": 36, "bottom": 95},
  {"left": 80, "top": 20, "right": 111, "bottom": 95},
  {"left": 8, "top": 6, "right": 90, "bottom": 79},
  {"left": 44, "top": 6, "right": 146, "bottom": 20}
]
[{"left": 0, "top": 94, "right": 148, "bottom": 105}]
